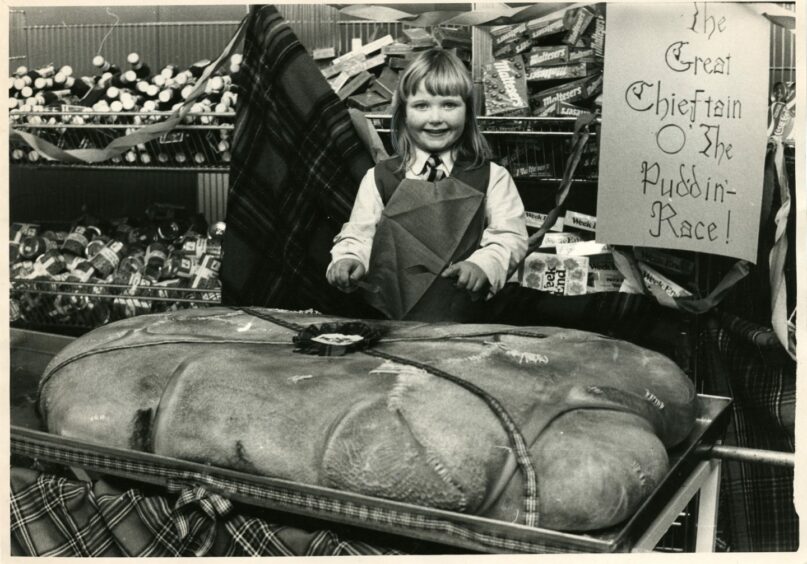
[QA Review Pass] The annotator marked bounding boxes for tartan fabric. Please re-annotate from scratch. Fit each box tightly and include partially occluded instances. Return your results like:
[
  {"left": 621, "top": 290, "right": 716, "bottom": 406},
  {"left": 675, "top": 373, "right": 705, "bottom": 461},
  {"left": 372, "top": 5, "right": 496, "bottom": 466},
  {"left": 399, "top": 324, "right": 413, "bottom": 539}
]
[
  {"left": 11, "top": 467, "right": 403, "bottom": 557},
  {"left": 697, "top": 315, "right": 797, "bottom": 552},
  {"left": 11, "top": 430, "right": 577, "bottom": 554},
  {"left": 221, "top": 5, "right": 375, "bottom": 316}
]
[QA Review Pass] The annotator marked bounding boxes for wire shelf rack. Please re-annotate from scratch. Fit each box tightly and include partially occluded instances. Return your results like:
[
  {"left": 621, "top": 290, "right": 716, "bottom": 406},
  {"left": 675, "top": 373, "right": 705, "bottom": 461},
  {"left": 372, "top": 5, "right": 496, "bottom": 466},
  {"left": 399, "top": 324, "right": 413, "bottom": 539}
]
[
  {"left": 10, "top": 278, "right": 221, "bottom": 333},
  {"left": 365, "top": 114, "right": 600, "bottom": 182},
  {"left": 10, "top": 110, "right": 235, "bottom": 171}
]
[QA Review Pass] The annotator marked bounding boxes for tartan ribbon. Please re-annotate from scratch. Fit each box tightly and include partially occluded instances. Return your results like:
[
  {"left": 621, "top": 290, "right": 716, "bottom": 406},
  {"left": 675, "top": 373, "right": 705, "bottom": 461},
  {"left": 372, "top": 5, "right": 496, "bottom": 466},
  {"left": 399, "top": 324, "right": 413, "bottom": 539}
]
[
  {"left": 235, "top": 306, "right": 540, "bottom": 527},
  {"left": 525, "top": 112, "right": 595, "bottom": 255},
  {"left": 170, "top": 486, "right": 234, "bottom": 556},
  {"left": 767, "top": 138, "right": 795, "bottom": 359},
  {"left": 10, "top": 433, "right": 569, "bottom": 553}
]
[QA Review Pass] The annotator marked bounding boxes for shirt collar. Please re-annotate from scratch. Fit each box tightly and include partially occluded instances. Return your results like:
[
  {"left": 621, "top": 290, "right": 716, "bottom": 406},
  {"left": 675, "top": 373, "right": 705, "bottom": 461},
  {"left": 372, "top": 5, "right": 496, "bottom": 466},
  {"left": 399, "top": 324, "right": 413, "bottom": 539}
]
[{"left": 409, "top": 147, "right": 455, "bottom": 176}]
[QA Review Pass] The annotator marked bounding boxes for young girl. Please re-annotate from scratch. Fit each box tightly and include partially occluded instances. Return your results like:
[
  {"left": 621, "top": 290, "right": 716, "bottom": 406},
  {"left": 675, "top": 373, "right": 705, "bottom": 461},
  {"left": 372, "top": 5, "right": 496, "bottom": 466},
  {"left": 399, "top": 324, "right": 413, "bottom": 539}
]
[{"left": 327, "top": 48, "right": 528, "bottom": 322}]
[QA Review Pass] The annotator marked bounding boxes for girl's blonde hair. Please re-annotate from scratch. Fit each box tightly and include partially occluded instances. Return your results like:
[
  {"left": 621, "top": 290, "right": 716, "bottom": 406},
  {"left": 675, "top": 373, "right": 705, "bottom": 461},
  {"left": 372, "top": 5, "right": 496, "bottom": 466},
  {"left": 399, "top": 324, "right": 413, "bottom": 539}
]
[{"left": 390, "top": 48, "right": 492, "bottom": 170}]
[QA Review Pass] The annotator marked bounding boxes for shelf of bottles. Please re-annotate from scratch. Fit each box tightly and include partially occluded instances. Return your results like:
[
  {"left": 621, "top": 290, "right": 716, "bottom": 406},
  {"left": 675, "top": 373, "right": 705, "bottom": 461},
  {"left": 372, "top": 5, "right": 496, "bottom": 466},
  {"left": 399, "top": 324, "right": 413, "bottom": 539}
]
[
  {"left": 11, "top": 279, "right": 221, "bottom": 332},
  {"left": 9, "top": 53, "right": 239, "bottom": 171},
  {"left": 10, "top": 205, "right": 224, "bottom": 333}
]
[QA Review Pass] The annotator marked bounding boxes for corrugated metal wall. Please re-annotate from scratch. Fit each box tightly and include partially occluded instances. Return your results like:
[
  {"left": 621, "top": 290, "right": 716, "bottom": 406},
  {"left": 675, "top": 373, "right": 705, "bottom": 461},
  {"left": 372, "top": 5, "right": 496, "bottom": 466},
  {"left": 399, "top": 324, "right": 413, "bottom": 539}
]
[{"left": 769, "top": 3, "right": 797, "bottom": 86}]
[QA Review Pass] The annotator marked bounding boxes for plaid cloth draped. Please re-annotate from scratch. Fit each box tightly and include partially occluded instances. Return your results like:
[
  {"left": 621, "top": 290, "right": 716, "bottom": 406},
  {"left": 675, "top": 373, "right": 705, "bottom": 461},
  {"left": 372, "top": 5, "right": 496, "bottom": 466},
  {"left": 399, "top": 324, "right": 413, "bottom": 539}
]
[
  {"left": 11, "top": 467, "right": 403, "bottom": 557},
  {"left": 221, "top": 5, "right": 376, "bottom": 316},
  {"left": 697, "top": 315, "right": 797, "bottom": 552}
]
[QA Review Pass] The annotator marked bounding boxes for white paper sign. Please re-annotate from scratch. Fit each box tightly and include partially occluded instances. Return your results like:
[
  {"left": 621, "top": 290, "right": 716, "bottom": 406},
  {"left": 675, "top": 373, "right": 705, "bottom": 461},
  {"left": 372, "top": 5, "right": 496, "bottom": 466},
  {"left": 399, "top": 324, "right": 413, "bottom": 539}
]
[{"left": 596, "top": 3, "right": 770, "bottom": 263}]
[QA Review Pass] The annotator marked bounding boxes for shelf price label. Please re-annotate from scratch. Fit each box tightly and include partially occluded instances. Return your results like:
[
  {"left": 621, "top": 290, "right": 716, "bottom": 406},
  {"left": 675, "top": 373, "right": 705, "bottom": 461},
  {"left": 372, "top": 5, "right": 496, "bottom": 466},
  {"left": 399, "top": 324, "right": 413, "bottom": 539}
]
[{"left": 595, "top": 3, "right": 770, "bottom": 263}]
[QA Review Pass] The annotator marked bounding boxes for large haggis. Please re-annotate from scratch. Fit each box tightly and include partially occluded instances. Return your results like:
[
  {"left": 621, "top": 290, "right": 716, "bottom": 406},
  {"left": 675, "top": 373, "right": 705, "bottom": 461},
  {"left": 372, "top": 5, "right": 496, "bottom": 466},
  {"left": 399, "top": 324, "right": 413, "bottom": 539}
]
[{"left": 39, "top": 307, "right": 697, "bottom": 531}]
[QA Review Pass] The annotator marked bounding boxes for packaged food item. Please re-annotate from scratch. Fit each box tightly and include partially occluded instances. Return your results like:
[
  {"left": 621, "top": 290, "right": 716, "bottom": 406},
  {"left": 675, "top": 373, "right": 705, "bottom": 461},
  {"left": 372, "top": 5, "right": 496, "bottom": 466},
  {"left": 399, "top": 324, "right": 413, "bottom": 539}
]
[
  {"left": 637, "top": 262, "right": 693, "bottom": 308},
  {"left": 525, "top": 211, "right": 564, "bottom": 231},
  {"left": 538, "top": 231, "right": 585, "bottom": 249},
  {"left": 526, "top": 63, "right": 593, "bottom": 82},
  {"left": 563, "top": 210, "right": 597, "bottom": 232},
  {"left": 482, "top": 57, "right": 529, "bottom": 116},
  {"left": 527, "top": 46, "right": 569, "bottom": 67},
  {"left": 190, "top": 255, "right": 221, "bottom": 289},
  {"left": 530, "top": 73, "right": 603, "bottom": 114},
  {"left": 522, "top": 252, "right": 589, "bottom": 296},
  {"left": 563, "top": 6, "right": 595, "bottom": 46}
]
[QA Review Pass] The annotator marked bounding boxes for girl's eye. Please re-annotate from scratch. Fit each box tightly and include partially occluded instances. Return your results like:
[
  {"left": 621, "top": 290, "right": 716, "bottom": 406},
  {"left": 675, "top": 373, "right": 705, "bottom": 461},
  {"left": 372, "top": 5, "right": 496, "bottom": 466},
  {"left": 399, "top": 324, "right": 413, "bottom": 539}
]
[{"left": 412, "top": 103, "right": 428, "bottom": 110}]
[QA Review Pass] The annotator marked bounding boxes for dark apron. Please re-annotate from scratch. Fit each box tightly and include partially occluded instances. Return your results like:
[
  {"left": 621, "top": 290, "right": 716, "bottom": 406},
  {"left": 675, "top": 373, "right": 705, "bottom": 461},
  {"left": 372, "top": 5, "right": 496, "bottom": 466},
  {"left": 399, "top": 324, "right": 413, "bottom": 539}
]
[{"left": 362, "top": 157, "right": 489, "bottom": 322}]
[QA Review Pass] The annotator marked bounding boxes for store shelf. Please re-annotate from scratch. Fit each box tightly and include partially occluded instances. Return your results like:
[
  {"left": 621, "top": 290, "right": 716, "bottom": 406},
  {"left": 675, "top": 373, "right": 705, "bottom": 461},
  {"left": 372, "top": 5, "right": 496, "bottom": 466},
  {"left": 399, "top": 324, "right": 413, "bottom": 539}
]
[
  {"left": 10, "top": 278, "right": 221, "bottom": 333},
  {"left": 10, "top": 110, "right": 234, "bottom": 171},
  {"left": 366, "top": 114, "right": 601, "bottom": 182}
]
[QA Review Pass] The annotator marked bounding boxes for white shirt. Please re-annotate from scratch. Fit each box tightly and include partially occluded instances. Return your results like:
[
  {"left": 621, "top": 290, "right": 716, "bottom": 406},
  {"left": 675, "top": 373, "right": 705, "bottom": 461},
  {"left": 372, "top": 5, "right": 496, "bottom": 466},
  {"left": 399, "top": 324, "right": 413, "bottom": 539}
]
[{"left": 328, "top": 147, "right": 528, "bottom": 296}]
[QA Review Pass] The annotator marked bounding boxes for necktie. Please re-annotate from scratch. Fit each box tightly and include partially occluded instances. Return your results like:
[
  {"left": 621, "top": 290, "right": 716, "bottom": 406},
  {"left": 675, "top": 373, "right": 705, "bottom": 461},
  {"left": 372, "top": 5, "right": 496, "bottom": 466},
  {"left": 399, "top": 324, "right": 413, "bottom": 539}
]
[{"left": 421, "top": 154, "right": 445, "bottom": 182}]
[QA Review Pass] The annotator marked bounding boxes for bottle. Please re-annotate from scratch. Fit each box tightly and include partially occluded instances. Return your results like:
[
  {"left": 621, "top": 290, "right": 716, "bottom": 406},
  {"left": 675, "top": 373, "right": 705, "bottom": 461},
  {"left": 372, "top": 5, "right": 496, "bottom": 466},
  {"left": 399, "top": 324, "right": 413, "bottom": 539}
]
[
  {"left": 118, "top": 247, "right": 146, "bottom": 279},
  {"left": 62, "top": 225, "right": 93, "bottom": 256},
  {"left": 25, "top": 64, "right": 55, "bottom": 81},
  {"left": 144, "top": 241, "right": 169, "bottom": 281},
  {"left": 20, "top": 235, "right": 57, "bottom": 260},
  {"left": 32, "top": 89, "right": 71, "bottom": 106},
  {"left": 80, "top": 84, "right": 106, "bottom": 107},
  {"left": 92, "top": 55, "right": 120, "bottom": 75},
  {"left": 188, "top": 59, "right": 211, "bottom": 79},
  {"left": 105, "top": 85, "right": 121, "bottom": 101},
  {"left": 157, "top": 85, "right": 180, "bottom": 109},
  {"left": 90, "top": 240, "right": 126, "bottom": 277},
  {"left": 208, "top": 221, "right": 226, "bottom": 241},
  {"left": 127, "top": 52, "right": 151, "bottom": 79},
  {"left": 62, "top": 75, "right": 92, "bottom": 98},
  {"left": 135, "top": 79, "right": 151, "bottom": 95},
  {"left": 53, "top": 260, "right": 96, "bottom": 313},
  {"left": 33, "top": 76, "right": 55, "bottom": 90},
  {"left": 158, "top": 64, "right": 179, "bottom": 81},
  {"left": 85, "top": 234, "right": 111, "bottom": 258},
  {"left": 34, "top": 249, "right": 68, "bottom": 277}
]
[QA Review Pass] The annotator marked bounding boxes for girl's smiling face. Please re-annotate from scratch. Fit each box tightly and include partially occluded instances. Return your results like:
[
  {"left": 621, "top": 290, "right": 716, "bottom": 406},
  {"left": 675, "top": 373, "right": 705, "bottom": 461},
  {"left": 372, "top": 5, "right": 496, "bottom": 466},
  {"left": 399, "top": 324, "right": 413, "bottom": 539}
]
[{"left": 405, "top": 84, "right": 466, "bottom": 155}]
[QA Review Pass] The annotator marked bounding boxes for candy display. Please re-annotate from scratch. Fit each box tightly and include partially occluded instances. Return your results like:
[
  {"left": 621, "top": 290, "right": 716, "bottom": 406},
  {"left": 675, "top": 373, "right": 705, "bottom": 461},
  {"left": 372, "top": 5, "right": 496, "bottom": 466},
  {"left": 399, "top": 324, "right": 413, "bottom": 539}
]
[
  {"left": 487, "top": 4, "right": 605, "bottom": 117},
  {"left": 9, "top": 204, "right": 223, "bottom": 329},
  {"left": 319, "top": 27, "right": 472, "bottom": 112}
]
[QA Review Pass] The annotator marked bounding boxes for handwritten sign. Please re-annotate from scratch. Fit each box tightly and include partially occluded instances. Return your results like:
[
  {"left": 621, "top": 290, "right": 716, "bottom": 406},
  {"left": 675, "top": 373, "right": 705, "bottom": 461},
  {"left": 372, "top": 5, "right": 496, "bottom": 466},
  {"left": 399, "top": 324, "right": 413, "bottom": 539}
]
[{"left": 596, "top": 3, "right": 770, "bottom": 263}]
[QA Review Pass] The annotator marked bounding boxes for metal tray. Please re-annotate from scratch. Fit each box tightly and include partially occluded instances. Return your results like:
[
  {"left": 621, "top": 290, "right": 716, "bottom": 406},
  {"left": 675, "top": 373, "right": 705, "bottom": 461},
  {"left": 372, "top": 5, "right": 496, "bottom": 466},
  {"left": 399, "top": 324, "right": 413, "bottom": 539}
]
[{"left": 10, "top": 328, "right": 730, "bottom": 554}]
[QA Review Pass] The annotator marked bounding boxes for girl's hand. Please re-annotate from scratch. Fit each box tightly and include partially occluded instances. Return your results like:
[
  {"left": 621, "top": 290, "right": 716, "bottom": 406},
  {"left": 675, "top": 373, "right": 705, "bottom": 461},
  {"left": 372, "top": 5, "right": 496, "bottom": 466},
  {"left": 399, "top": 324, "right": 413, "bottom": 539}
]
[
  {"left": 441, "top": 261, "right": 489, "bottom": 294},
  {"left": 328, "top": 258, "right": 366, "bottom": 293}
]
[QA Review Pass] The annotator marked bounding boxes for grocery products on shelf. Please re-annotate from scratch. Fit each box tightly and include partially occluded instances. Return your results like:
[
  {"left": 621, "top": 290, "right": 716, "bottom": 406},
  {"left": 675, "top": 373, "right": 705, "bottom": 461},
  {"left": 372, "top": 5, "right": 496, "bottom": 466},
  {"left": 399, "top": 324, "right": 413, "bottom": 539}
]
[{"left": 10, "top": 204, "right": 224, "bottom": 329}]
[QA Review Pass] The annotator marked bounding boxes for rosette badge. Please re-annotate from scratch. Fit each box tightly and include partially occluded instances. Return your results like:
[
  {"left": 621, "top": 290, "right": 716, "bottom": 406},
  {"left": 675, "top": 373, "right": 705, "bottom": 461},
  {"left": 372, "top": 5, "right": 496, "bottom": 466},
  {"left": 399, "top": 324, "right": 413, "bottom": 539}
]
[{"left": 293, "top": 321, "right": 382, "bottom": 356}]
